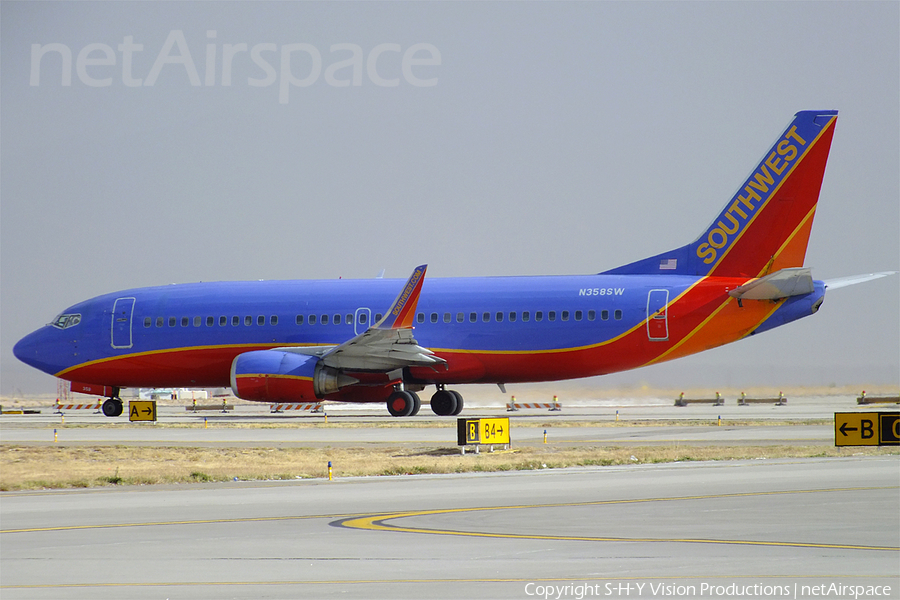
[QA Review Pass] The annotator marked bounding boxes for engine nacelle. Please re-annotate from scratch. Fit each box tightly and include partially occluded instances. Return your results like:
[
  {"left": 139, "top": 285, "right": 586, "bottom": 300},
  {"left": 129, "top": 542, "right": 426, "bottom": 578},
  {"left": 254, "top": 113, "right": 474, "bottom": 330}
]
[{"left": 230, "top": 350, "right": 357, "bottom": 402}]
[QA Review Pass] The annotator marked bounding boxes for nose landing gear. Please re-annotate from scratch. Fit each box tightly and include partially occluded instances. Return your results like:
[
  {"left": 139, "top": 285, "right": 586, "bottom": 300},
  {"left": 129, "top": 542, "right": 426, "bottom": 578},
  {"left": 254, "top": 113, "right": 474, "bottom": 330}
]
[{"left": 101, "top": 397, "right": 123, "bottom": 417}]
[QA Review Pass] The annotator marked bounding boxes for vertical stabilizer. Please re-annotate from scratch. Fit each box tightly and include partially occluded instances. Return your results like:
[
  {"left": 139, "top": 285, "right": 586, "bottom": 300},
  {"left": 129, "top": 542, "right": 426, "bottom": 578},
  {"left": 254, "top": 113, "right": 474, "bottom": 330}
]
[{"left": 604, "top": 110, "right": 838, "bottom": 278}]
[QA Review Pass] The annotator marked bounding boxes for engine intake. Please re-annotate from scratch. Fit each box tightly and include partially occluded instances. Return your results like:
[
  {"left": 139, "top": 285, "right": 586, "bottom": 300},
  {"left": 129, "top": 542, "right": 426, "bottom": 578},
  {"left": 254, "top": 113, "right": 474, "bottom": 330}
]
[{"left": 230, "top": 350, "right": 358, "bottom": 402}]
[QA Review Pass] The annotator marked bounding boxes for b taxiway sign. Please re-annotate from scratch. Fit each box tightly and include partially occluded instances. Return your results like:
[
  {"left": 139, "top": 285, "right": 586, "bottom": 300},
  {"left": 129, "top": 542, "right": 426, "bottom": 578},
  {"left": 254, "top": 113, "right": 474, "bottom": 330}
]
[{"left": 834, "top": 412, "right": 898, "bottom": 446}]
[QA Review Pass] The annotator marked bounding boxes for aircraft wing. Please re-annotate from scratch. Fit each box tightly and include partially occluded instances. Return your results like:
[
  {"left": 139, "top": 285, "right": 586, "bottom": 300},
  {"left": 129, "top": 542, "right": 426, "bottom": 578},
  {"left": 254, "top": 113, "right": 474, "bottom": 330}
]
[{"left": 276, "top": 264, "right": 445, "bottom": 372}]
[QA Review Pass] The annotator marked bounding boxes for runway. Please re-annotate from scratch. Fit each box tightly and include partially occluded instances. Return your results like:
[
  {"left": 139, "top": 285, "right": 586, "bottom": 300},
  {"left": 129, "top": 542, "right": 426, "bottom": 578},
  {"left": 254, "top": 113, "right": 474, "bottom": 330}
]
[{"left": 2, "top": 456, "right": 898, "bottom": 599}]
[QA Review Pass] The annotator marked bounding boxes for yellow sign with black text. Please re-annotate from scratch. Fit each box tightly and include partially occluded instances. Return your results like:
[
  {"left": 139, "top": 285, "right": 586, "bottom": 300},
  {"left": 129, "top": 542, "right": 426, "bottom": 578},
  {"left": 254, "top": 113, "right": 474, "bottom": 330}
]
[
  {"left": 129, "top": 401, "right": 157, "bottom": 422},
  {"left": 458, "top": 417, "right": 510, "bottom": 445},
  {"left": 834, "top": 412, "right": 898, "bottom": 446}
]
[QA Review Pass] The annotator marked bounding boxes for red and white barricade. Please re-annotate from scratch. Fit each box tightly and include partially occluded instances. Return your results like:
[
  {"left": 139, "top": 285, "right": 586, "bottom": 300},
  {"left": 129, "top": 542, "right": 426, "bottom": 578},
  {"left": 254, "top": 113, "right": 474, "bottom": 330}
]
[
  {"left": 55, "top": 400, "right": 102, "bottom": 414},
  {"left": 506, "top": 395, "right": 562, "bottom": 412},
  {"left": 270, "top": 402, "right": 324, "bottom": 413}
]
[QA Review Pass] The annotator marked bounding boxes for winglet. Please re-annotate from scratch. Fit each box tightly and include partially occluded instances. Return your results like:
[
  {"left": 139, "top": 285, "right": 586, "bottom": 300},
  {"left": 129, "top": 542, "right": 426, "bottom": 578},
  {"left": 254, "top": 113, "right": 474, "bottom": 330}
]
[{"left": 375, "top": 264, "right": 427, "bottom": 330}]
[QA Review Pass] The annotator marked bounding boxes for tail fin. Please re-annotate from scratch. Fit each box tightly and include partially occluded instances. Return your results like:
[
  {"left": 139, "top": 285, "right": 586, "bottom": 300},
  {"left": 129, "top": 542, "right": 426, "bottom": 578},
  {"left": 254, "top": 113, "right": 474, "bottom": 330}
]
[{"left": 604, "top": 110, "right": 838, "bottom": 278}]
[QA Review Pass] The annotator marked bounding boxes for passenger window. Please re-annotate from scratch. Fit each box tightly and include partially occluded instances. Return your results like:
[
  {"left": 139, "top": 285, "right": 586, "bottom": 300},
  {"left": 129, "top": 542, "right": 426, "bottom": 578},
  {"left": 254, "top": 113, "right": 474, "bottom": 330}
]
[
  {"left": 482, "top": 312, "right": 490, "bottom": 322},
  {"left": 614, "top": 309, "right": 623, "bottom": 320},
  {"left": 601, "top": 310, "right": 609, "bottom": 321},
  {"left": 443, "top": 313, "right": 451, "bottom": 323},
  {"left": 431, "top": 313, "right": 438, "bottom": 323},
  {"left": 244, "top": 316, "right": 252, "bottom": 326},
  {"left": 535, "top": 311, "right": 543, "bottom": 322},
  {"left": 296, "top": 315, "right": 304, "bottom": 325},
  {"left": 194, "top": 316, "right": 201, "bottom": 327},
  {"left": 271, "top": 315, "right": 278, "bottom": 326},
  {"left": 522, "top": 311, "right": 530, "bottom": 322},
  {"left": 345, "top": 314, "right": 353, "bottom": 325},
  {"left": 219, "top": 316, "right": 227, "bottom": 326},
  {"left": 509, "top": 312, "right": 516, "bottom": 322},
  {"left": 575, "top": 310, "right": 582, "bottom": 321},
  {"left": 143, "top": 317, "right": 151, "bottom": 328},
  {"left": 181, "top": 317, "right": 189, "bottom": 327},
  {"left": 169, "top": 317, "right": 176, "bottom": 327},
  {"left": 257, "top": 315, "right": 265, "bottom": 326},
  {"left": 588, "top": 310, "right": 595, "bottom": 321},
  {"left": 548, "top": 311, "right": 556, "bottom": 322},
  {"left": 561, "top": 311, "right": 569, "bottom": 322},
  {"left": 156, "top": 317, "right": 164, "bottom": 327},
  {"left": 232, "top": 316, "right": 239, "bottom": 326},
  {"left": 206, "top": 316, "right": 214, "bottom": 327},
  {"left": 375, "top": 313, "right": 383, "bottom": 322},
  {"left": 358, "top": 313, "right": 367, "bottom": 324},
  {"left": 309, "top": 314, "right": 317, "bottom": 325},
  {"left": 417, "top": 313, "right": 424, "bottom": 323},
  {"left": 321, "top": 314, "right": 329, "bottom": 325},
  {"left": 456, "top": 312, "right": 464, "bottom": 323},
  {"left": 334, "top": 314, "right": 341, "bottom": 325},
  {"left": 495, "top": 312, "right": 503, "bottom": 322},
  {"left": 470, "top": 312, "right": 477, "bottom": 323}
]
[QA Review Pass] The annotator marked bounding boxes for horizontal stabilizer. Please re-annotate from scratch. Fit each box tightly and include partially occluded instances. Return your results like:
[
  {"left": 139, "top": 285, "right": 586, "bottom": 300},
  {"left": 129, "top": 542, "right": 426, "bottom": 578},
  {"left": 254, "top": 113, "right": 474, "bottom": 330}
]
[
  {"left": 824, "top": 271, "right": 897, "bottom": 290},
  {"left": 728, "top": 268, "right": 814, "bottom": 300}
]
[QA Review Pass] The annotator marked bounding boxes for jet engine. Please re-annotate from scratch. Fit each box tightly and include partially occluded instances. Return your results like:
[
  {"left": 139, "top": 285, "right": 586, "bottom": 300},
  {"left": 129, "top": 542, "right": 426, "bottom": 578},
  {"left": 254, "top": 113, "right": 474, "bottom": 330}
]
[{"left": 230, "top": 350, "right": 358, "bottom": 402}]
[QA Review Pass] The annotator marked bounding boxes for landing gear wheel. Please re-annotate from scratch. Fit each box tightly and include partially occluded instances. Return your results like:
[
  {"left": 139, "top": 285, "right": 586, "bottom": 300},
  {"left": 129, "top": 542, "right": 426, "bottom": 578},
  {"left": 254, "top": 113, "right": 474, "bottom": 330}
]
[
  {"left": 387, "top": 391, "right": 416, "bottom": 417},
  {"left": 430, "top": 389, "right": 458, "bottom": 416},
  {"left": 408, "top": 392, "right": 421, "bottom": 416},
  {"left": 449, "top": 390, "right": 464, "bottom": 415},
  {"left": 102, "top": 398, "right": 123, "bottom": 417}
]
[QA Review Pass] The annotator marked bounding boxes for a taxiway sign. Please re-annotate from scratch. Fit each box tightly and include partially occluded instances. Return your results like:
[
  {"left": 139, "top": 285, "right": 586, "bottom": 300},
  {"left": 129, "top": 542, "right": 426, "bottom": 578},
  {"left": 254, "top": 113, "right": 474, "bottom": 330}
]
[{"left": 129, "top": 400, "right": 157, "bottom": 422}]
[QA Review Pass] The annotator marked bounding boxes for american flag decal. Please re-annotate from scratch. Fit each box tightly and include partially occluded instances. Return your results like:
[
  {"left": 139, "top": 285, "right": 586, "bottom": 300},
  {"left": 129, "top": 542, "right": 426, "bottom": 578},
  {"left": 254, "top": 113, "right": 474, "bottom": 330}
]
[{"left": 659, "top": 258, "right": 677, "bottom": 270}]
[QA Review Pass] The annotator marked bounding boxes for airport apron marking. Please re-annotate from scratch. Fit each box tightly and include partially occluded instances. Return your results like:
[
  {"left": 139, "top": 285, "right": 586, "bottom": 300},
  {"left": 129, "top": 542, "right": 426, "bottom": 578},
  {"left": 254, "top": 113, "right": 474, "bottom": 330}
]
[{"left": 335, "top": 487, "right": 900, "bottom": 552}]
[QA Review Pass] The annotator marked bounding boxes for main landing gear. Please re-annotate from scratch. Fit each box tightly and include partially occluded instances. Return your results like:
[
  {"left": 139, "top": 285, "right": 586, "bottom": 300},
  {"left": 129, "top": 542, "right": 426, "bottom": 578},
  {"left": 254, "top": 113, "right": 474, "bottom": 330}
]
[
  {"left": 101, "top": 397, "right": 123, "bottom": 417},
  {"left": 385, "top": 386, "right": 464, "bottom": 417},
  {"left": 387, "top": 390, "right": 421, "bottom": 417},
  {"left": 430, "top": 386, "right": 463, "bottom": 416}
]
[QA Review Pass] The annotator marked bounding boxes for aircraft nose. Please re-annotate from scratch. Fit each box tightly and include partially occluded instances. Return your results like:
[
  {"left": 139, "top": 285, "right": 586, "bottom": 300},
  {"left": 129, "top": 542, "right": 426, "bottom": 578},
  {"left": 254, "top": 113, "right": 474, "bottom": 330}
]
[{"left": 13, "top": 327, "right": 62, "bottom": 375}]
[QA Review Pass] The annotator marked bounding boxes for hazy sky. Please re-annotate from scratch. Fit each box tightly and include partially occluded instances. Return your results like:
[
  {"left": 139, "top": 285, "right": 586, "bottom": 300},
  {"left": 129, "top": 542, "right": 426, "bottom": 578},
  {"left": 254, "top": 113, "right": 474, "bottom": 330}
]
[{"left": 2, "top": 1, "right": 898, "bottom": 396}]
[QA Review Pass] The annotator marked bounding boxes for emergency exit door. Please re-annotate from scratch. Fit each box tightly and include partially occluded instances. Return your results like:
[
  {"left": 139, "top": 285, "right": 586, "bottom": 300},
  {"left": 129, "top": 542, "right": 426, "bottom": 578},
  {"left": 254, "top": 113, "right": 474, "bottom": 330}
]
[{"left": 646, "top": 290, "right": 669, "bottom": 341}]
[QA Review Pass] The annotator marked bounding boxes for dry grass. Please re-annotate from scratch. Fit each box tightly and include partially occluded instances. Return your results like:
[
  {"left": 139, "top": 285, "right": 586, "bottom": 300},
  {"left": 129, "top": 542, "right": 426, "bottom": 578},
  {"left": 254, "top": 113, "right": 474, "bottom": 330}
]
[{"left": 1, "top": 444, "right": 896, "bottom": 491}]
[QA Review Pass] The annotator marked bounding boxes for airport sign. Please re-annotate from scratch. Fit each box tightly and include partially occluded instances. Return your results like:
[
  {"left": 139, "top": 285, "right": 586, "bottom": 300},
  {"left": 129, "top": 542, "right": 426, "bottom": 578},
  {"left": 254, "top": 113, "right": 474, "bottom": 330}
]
[
  {"left": 458, "top": 417, "right": 510, "bottom": 446},
  {"left": 834, "top": 412, "right": 898, "bottom": 446},
  {"left": 129, "top": 400, "right": 157, "bottom": 422}
]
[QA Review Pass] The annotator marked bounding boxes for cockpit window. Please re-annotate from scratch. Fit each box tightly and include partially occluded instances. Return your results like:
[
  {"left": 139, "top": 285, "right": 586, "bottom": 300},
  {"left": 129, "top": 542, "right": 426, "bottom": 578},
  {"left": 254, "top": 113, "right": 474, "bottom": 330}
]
[{"left": 51, "top": 313, "right": 81, "bottom": 329}]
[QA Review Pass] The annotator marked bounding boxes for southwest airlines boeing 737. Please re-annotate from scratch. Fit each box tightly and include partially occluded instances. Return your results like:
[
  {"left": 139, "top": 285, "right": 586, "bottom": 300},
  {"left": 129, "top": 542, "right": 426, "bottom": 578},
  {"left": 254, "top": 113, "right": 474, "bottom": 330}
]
[{"left": 13, "top": 110, "right": 894, "bottom": 417}]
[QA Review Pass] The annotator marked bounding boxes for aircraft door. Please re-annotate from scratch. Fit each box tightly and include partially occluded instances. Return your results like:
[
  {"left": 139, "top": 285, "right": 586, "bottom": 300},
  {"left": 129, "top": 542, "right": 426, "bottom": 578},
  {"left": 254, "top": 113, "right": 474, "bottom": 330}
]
[
  {"left": 111, "top": 297, "right": 136, "bottom": 349},
  {"left": 354, "top": 308, "right": 372, "bottom": 336},
  {"left": 646, "top": 290, "right": 669, "bottom": 341}
]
